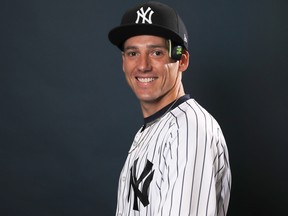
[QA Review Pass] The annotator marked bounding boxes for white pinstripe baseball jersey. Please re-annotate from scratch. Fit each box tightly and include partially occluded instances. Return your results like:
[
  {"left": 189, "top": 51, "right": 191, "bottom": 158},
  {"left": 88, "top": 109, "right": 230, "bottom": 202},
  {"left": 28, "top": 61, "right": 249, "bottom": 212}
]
[{"left": 115, "top": 95, "right": 231, "bottom": 216}]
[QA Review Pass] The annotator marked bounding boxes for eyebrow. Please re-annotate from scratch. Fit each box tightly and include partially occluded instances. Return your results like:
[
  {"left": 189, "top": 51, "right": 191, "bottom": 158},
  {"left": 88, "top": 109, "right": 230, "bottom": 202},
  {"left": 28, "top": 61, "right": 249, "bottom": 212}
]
[{"left": 123, "top": 44, "right": 168, "bottom": 52}]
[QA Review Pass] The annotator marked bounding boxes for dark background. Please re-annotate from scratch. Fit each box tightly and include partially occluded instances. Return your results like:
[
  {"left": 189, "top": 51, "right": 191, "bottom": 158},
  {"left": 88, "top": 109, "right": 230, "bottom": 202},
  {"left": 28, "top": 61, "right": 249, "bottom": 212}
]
[{"left": 1, "top": 0, "right": 287, "bottom": 215}]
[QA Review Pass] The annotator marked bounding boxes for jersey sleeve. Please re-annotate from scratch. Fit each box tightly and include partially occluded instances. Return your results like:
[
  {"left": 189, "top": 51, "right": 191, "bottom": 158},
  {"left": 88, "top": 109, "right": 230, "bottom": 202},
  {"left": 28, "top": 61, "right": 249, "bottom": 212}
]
[{"left": 154, "top": 110, "right": 231, "bottom": 216}]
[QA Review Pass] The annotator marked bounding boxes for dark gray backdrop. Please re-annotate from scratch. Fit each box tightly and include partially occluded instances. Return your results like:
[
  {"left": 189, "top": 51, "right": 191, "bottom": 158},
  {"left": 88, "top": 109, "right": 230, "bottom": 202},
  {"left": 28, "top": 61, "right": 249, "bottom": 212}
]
[{"left": 1, "top": 0, "right": 287, "bottom": 215}]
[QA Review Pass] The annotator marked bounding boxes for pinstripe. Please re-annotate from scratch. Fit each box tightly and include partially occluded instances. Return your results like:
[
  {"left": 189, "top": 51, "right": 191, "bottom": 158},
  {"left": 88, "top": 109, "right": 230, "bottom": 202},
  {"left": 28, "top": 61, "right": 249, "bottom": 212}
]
[
  {"left": 206, "top": 170, "right": 214, "bottom": 216},
  {"left": 181, "top": 102, "right": 200, "bottom": 215},
  {"left": 166, "top": 115, "right": 180, "bottom": 216},
  {"left": 191, "top": 101, "right": 209, "bottom": 216},
  {"left": 175, "top": 106, "right": 191, "bottom": 215},
  {"left": 115, "top": 99, "right": 231, "bottom": 216},
  {"left": 158, "top": 115, "right": 178, "bottom": 216}
]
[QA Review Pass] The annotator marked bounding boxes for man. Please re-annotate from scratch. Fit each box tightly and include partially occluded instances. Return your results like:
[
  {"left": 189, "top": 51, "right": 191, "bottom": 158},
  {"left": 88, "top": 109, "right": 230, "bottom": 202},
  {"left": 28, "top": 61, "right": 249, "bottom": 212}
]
[{"left": 108, "top": 1, "right": 231, "bottom": 216}]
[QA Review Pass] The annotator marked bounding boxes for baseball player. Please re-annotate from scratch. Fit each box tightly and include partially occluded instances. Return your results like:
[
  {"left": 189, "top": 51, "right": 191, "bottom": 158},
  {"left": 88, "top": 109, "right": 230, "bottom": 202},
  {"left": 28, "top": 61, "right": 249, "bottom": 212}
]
[{"left": 108, "top": 1, "right": 231, "bottom": 216}]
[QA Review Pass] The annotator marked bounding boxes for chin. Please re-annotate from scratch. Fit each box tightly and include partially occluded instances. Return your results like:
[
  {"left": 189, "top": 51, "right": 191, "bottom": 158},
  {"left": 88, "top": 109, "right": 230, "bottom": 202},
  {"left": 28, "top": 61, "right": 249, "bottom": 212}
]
[{"left": 136, "top": 94, "right": 156, "bottom": 103}]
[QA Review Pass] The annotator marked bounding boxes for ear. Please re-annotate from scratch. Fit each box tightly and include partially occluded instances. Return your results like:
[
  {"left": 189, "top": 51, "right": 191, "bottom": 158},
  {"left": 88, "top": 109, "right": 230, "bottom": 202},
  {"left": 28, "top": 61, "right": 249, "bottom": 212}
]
[{"left": 179, "top": 50, "right": 189, "bottom": 72}]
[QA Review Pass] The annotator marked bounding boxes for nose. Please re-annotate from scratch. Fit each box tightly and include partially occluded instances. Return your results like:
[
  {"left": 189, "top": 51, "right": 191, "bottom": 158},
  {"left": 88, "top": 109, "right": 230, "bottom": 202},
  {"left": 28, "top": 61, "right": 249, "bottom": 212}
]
[{"left": 137, "top": 53, "right": 152, "bottom": 73}]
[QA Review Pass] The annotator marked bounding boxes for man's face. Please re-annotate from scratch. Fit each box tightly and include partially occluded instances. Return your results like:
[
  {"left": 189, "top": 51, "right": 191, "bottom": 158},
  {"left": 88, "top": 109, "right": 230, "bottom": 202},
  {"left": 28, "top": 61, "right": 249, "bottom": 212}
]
[{"left": 122, "top": 35, "right": 184, "bottom": 110}]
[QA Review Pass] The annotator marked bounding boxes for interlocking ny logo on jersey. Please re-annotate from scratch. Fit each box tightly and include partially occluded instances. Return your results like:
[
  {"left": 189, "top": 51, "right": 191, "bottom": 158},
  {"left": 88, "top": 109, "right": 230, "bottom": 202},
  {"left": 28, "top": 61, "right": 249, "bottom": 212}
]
[
  {"left": 135, "top": 7, "right": 154, "bottom": 24},
  {"left": 128, "top": 158, "right": 154, "bottom": 211}
]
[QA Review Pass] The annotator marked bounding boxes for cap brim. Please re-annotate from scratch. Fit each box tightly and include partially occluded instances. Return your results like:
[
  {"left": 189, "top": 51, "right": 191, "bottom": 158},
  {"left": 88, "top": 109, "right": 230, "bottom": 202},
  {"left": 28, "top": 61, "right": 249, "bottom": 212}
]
[{"left": 108, "top": 24, "right": 185, "bottom": 50}]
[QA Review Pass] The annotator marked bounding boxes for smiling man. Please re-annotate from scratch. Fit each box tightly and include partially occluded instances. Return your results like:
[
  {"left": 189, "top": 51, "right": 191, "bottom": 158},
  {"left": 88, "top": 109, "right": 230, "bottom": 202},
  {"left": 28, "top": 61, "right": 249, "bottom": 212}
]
[
  {"left": 108, "top": 1, "right": 231, "bottom": 216},
  {"left": 122, "top": 35, "right": 188, "bottom": 117}
]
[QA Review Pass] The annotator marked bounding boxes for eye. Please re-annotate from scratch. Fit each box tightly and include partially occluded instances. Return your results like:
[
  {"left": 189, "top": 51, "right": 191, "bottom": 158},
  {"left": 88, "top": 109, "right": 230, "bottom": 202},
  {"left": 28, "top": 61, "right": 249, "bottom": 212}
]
[
  {"left": 126, "top": 51, "right": 137, "bottom": 57},
  {"left": 152, "top": 50, "right": 164, "bottom": 57}
]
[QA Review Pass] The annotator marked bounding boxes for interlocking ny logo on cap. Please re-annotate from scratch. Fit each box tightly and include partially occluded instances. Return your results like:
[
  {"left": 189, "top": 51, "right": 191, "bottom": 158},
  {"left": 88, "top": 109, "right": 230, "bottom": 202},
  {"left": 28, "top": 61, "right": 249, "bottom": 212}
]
[{"left": 135, "top": 7, "right": 154, "bottom": 24}]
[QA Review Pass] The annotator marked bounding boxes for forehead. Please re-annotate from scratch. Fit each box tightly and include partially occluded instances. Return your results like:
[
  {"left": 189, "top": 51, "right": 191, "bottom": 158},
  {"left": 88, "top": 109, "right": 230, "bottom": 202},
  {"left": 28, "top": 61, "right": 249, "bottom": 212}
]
[{"left": 123, "top": 35, "right": 167, "bottom": 48}]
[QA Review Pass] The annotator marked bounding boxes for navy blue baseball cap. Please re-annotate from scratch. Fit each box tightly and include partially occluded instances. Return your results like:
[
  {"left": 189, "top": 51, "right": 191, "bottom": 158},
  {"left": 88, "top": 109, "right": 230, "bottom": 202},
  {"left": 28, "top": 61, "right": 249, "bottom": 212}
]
[{"left": 108, "top": 1, "right": 188, "bottom": 50}]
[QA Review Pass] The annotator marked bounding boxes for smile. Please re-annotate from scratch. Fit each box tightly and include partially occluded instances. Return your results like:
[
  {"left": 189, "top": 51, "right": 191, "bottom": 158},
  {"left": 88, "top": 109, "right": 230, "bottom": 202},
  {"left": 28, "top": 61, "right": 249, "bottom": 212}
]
[{"left": 137, "top": 77, "right": 156, "bottom": 83}]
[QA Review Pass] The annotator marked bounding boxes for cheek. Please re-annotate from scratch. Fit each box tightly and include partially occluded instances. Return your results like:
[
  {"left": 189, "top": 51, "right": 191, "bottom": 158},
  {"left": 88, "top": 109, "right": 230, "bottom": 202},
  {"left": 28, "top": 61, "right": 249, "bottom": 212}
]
[
  {"left": 122, "top": 62, "right": 130, "bottom": 78},
  {"left": 122, "top": 63, "right": 134, "bottom": 86},
  {"left": 122, "top": 55, "right": 130, "bottom": 73},
  {"left": 122, "top": 59, "right": 133, "bottom": 75},
  {"left": 162, "top": 64, "right": 179, "bottom": 83},
  {"left": 122, "top": 66, "right": 132, "bottom": 80}
]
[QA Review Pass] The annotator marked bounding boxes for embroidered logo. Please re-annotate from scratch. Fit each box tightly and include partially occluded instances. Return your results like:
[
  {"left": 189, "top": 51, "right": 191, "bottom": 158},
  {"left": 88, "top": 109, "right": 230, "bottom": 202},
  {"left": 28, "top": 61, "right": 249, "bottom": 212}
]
[
  {"left": 135, "top": 7, "right": 154, "bottom": 24},
  {"left": 176, "top": 46, "right": 182, "bottom": 55},
  {"left": 128, "top": 158, "right": 154, "bottom": 211}
]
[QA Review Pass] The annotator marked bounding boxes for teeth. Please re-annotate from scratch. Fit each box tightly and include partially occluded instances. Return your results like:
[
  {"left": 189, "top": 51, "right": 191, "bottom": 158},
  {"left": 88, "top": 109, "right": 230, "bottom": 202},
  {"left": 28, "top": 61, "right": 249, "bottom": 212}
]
[{"left": 137, "top": 77, "right": 155, "bottom": 83}]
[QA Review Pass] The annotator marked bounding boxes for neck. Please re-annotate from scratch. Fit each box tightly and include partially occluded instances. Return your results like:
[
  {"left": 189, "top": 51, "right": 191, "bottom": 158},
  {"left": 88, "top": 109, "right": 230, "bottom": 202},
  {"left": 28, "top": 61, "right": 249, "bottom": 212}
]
[{"left": 141, "top": 84, "right": 185, "bottom": 118}]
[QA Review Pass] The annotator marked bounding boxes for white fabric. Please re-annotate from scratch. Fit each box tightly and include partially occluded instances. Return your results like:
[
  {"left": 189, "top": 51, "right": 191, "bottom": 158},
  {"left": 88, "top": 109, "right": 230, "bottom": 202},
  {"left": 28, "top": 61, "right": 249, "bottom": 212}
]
[{"left": 116, "top": 99, "right": 231, "bottom": 216}]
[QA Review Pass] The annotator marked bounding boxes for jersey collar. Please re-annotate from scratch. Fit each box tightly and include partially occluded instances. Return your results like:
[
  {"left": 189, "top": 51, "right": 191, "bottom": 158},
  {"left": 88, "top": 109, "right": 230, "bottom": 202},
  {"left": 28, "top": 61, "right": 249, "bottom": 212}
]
[{"left": 141, "top": 94, "right": 190, "bottom": 132}]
